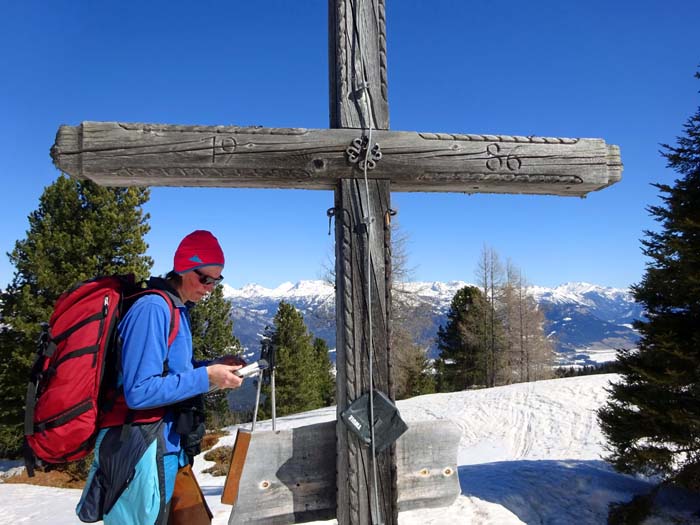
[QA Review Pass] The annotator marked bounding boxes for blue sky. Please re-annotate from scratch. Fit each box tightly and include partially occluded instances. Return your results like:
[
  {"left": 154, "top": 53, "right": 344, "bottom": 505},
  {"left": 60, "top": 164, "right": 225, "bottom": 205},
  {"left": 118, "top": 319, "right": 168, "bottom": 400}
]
[{"left": 1, "top": 1, "right": 699, "bottom": 290}]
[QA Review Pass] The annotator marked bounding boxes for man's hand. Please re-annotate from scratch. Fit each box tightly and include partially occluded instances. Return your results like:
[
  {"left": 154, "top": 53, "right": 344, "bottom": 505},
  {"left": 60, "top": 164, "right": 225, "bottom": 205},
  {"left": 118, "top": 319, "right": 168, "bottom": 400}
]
[{"left": 206, "top": 364, "right": 244, "bottom": 390}]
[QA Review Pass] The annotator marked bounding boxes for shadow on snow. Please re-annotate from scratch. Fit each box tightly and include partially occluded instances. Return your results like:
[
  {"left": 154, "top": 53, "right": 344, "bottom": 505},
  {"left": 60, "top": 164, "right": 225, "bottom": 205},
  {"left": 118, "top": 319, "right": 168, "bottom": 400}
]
[{"left": 458, "top": 459, "right": 652, "bottom": 525}]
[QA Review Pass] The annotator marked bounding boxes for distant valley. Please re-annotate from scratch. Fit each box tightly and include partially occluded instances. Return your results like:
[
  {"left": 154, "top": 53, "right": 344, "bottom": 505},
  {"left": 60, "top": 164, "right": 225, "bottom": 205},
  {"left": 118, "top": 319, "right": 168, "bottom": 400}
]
[{"left": 222, "top": 280, "right": 643, "bottom": 367}]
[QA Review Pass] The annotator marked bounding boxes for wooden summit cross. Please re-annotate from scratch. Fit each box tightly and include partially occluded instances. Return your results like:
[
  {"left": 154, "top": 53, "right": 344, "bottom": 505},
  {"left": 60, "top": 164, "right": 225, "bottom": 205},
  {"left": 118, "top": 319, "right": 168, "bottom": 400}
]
[{"left": 51, "top": 1, "right": 621, "bottom": 524}]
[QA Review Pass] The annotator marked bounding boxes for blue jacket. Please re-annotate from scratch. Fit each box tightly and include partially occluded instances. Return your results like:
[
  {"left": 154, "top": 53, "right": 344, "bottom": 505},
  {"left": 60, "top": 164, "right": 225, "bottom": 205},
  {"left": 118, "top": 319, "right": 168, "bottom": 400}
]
[
  {"left": 119, "top": 293, "right": 209, "bottom": 452},
  {"left": 120, "top": 294, "right": 209, "bottom": 408}
]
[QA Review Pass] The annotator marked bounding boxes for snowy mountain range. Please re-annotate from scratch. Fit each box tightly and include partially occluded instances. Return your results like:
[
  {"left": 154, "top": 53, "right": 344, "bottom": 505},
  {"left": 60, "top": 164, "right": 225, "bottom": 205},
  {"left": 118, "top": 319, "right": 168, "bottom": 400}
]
[{"left": 222, "top": 280, "right": 644, "bottom": 367}]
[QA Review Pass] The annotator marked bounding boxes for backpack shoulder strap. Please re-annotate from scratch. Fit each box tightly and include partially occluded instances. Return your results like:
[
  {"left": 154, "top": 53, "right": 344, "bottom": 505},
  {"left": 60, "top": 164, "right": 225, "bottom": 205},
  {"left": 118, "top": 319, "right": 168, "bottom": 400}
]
[
  {"left": 116, "top": 288, "right": 182, "bottom": 436},
  {"left": 125, "top": 288, "right": 181, "bottom": 348},
  {"left": 142, "top": 289, "right": 180, "bottom": 348}
]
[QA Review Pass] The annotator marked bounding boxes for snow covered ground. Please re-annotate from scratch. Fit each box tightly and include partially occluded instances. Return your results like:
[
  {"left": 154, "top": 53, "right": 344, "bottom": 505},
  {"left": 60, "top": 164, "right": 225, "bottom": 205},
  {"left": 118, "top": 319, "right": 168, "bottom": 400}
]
[{"left": 2, "top": 374, "right": 698, "bottom": 524}]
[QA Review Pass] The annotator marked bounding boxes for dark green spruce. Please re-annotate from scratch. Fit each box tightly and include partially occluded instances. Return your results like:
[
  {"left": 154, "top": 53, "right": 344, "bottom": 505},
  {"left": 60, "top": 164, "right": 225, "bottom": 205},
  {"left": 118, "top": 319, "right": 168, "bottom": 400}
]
[
  {"left": 263, "top": 301, "right": 334, "bottom": 417},
  {"left": 598, "top": 71, "right": 700, "bottom": 489},
  {"left": 313, "top": 337, "right": 336, "bottom": 407},
  {"left": 434, "top": 286, "right": 495, "bottom": 392}
]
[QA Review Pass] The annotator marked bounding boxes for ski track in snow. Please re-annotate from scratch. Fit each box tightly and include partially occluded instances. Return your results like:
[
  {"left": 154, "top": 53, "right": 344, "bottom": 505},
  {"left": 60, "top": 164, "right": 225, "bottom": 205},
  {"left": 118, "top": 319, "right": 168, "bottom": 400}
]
[{"left": 2, "top": 374, "right": 697, "bottom": 524}]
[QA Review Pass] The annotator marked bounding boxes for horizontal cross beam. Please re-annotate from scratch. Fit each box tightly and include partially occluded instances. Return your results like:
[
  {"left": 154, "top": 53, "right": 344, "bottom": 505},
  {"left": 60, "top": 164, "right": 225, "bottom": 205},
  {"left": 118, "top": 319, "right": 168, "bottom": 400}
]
[{"left": 52, "top": 121, "right": 622, "bottom": 197}]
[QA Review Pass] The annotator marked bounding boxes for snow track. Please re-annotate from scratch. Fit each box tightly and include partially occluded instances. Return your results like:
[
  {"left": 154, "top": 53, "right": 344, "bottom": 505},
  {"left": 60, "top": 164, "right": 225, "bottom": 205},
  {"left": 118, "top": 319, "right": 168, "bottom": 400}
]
[{"left": 399, "top": 374, "right": 613, "bottom": 465}]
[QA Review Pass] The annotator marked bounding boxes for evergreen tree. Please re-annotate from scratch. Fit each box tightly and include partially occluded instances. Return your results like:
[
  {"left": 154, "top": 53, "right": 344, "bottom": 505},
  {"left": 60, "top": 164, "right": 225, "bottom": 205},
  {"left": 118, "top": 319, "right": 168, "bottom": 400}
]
[
  {"left": 434, "top": 286, "right": 493, "bottom": 392},
  {"left": 189, "top": 284, "right": 243, "bottom": 428},
  {"left": 598, "top": 72, "right": 700, "bottom": 485},
  {"left": 312, "top": 337, "right": 335, "bottom": 406},
  {"left": 392, "top": 325, "right": 435, "bottom": 399},
  {"left": 0, "top": 175, "right": 151, "bottom": 456},
  {"left": 264, "top": 301, "right": 325, "bottom": 416},
  {"left": 189, "top": 284, "right": 240, "bottom": 362}
]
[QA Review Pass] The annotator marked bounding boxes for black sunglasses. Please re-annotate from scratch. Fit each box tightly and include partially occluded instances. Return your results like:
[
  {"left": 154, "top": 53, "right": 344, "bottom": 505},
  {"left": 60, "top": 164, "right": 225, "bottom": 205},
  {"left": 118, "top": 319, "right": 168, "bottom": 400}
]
[{"left": 193, "top": 268, "right": 224, "bottom": 286}]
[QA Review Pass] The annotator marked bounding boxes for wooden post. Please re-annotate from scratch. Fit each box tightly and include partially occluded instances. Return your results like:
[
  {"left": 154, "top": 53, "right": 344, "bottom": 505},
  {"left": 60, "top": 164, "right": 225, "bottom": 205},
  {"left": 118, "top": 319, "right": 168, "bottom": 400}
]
[
  {"left": 330, "top": 1, "right": 397, "bottom": 524},
  {"left": 334, "top": 179, "right": 395, "bottom": 525}
]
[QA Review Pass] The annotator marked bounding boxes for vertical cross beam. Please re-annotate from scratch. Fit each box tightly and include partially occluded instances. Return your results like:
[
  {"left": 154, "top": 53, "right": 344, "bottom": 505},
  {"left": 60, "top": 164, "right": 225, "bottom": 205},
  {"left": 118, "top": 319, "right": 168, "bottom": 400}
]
[{"left": 330, "top": 1, "right": 397, "bottom": 524}]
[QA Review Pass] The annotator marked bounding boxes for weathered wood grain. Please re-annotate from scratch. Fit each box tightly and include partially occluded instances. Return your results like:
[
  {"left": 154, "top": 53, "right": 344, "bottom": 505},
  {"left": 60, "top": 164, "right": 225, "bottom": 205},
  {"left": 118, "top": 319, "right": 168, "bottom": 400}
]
[
  {"left": 224, "top": 420, "right": 460, "bottom": 524},
  {"left": 396, "top": 421, "right": 461, "bottom": 511},
  {"left": 51, "top": 122, "right": 622, "bottom": 197},
  {"left": 334, "top": 179, "right": 395, "bottom": 525},
  {"left": 227, "top": 422, "right": 337, "bottom": 524},
  {"left": 329, "top": 0, "right": 389, "bottom": 129}
]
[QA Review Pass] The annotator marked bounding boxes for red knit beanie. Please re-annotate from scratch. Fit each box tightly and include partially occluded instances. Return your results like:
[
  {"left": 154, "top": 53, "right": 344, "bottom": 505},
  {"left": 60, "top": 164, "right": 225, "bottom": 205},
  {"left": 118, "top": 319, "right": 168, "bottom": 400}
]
[{"left": 173, "top": 230, "right": 225, "bottom": 273}]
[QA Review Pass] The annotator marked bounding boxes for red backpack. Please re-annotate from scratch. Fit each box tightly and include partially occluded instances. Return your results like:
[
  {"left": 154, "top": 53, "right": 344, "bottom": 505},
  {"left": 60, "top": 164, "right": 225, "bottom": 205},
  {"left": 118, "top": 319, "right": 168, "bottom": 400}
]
[{"left": 23, "top": 275, "right": 180, "bottom": 474}]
